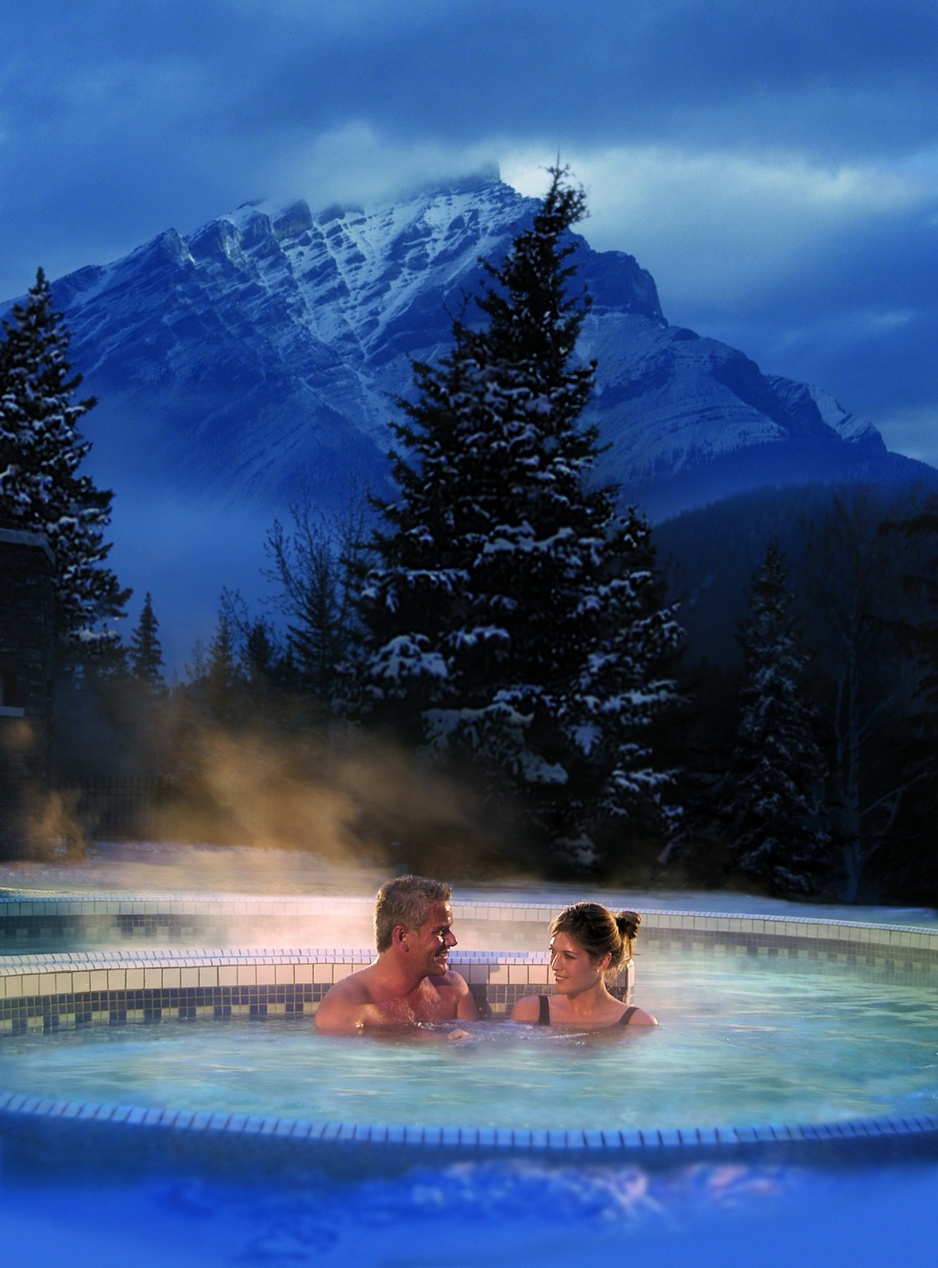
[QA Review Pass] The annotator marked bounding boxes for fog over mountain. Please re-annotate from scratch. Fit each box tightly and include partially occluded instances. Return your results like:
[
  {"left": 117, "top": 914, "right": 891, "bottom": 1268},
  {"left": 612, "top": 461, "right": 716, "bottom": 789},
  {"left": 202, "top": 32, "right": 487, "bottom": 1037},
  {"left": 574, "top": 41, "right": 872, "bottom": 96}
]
[{"left": 5, "top": 172, "right": 933, "bottom": 668}]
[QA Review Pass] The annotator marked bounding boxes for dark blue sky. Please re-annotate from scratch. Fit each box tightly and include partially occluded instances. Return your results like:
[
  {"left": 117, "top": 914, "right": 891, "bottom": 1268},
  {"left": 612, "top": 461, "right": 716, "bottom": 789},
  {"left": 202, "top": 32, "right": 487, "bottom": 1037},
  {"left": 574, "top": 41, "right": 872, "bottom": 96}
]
[{"left": 2, "top": 0, "right": 937, "bottom": 463}]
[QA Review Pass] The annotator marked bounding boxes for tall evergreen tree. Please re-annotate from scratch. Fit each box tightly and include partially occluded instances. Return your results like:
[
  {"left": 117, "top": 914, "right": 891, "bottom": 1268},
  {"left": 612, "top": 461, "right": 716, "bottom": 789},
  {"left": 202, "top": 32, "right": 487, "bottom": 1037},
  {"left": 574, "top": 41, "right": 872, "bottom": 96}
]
[
  {"left": 722, "top": 542, "right": 830, "bottom": 893},
  {"left": 129, "top": 592, "right": 164, "bottom": 689},
  {"left": 203, "top": 613, "right": 242, "bottom": 720},
  {"left": 354, "top": 168, "right": 684, "bottom": 870},
  {"left": 0, "top": 268, "right": 129, "bottom": 656},
  {"left": 802, "top": 488, "right": 910, "bottom": 900},
  {"left": 873, "top": 499, "right": 938, "bottom": 900}
]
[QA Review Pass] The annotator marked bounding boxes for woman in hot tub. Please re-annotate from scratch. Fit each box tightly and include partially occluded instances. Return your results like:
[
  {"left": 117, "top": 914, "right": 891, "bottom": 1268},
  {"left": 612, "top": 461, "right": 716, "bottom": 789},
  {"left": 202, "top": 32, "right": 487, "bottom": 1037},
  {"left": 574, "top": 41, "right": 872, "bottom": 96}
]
[{"left": 511, "top": 901, "right": 657, "bottom": 1028}]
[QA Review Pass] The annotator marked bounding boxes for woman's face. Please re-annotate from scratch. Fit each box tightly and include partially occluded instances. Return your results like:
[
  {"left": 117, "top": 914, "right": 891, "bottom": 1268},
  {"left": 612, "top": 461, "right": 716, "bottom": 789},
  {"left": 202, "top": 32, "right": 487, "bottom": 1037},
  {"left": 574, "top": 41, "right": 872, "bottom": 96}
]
[{"left": 549, "top": 930, "right": 609, "bottom": 995}]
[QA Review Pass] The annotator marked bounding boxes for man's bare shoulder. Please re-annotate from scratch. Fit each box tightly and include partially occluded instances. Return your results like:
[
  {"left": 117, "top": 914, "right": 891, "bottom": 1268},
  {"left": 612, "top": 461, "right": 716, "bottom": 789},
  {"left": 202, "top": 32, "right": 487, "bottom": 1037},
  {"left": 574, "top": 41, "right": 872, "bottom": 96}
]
[
  {"left": 322, "top": 968, "right": 376, "bottom": 1001},
  {"left": 314, "top": 967, "right": 380, "bottom": 1032},
  {"left": 432, "top": 968, "right": 470, "bottom": 992},
  {"left": 433, "top": 968, "right": 478, "bottom": 1020}
]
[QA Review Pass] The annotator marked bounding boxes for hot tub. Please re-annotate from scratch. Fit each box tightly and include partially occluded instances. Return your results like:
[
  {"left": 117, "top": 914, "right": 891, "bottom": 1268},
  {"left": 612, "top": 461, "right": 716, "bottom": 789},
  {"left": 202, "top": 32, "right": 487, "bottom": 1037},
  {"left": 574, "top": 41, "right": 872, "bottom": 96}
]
[{"left": 2, "top": 896, "right": 937, "bottom": 1176}]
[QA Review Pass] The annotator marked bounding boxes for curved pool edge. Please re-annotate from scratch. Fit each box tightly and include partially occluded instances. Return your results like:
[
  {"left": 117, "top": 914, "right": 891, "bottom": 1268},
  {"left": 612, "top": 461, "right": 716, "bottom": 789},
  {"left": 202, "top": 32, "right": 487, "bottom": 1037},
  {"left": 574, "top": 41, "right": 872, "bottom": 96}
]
[
  {"left": 3, "top": 1091, "right": 938, "bottom": 1181},
  {"left": 3, "top": 903, "right": 938, "bottom": 1176}
]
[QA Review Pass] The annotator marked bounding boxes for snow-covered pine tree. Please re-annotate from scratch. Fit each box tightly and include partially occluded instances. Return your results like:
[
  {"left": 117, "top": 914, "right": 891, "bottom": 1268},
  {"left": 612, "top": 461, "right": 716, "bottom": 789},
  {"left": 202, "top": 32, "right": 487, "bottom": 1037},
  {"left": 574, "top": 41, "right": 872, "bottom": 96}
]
[
  {"left": 129, "top": 592, "right": 165, "bottom": 689},
  {"left": 354, "top": 167, "right": 684, "bottom": 870},
  {"left": 0, "top": 268, "right": 129, "bottom": 658},
  {"left": 722, "top": 541, "right": 830, "bottom": 893}
]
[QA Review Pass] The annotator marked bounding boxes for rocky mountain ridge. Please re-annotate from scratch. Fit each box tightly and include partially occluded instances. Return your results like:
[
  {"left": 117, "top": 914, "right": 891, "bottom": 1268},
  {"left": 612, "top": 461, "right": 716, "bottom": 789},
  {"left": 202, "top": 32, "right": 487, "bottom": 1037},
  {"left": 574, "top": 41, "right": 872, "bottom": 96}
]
[
  {"left": 12, "top": 170, "right": 921, "bottom": 521},
  {"left": 3, "top": 171, "right": 932, "bottom": 664}
]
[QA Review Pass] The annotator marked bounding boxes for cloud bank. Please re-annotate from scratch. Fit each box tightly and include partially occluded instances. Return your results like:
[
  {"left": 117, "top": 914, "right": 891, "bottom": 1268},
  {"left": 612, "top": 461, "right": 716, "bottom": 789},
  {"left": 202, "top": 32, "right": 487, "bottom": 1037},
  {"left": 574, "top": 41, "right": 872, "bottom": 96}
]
[{"left": 2, "top": 0, "right": 936, "bottom": 465}]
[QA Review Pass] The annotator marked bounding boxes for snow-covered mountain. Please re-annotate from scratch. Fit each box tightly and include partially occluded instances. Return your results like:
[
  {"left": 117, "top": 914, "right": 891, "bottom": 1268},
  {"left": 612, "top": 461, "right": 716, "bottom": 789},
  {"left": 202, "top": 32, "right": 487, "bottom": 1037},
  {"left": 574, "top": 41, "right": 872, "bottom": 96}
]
[
  {"left": 31, "top": 169, "right": 926, "bottom": 517},
  {"left": 3, "top": 170, "right": 932, "bottom": 664}
]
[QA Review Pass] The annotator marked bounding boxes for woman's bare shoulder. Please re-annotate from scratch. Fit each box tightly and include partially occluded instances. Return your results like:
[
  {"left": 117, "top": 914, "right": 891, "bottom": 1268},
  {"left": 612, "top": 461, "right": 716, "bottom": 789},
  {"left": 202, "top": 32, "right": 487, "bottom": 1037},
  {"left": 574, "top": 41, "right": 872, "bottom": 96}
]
[
  {"left": 510, "top": 994, "right": 544, "bottom": 1022},
  {"left": 624, "top": 1004, "right": 658, "bottom": 1026}
]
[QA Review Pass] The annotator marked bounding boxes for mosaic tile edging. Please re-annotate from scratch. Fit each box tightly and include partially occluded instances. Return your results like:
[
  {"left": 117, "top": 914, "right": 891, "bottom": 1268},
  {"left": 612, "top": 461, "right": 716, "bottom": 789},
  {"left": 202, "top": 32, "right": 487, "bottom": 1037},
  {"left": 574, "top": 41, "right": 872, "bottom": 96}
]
[
  {"left": 0, "top": 949, "right": 584, "bottom": 1034},
  {"left": 3, "top": 893, "right": 938, "bottom": 956},
  {"left": 2, "top": 1087, "right": 937, "bottom": 1170},
  {"left": 1, "top": 913, "right": 938, "bottom": 1165},
  {"left": 4, "top": 898, "right": 938, "bottom": 963}
]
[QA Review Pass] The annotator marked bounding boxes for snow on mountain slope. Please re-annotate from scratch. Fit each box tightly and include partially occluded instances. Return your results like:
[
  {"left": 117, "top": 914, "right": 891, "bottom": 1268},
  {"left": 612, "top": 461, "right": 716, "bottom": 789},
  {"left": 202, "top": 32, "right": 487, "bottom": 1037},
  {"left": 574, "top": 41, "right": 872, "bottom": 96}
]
[
  {"left": 36, "top": 173, "right": 668, "bottom": 509},
  {"left": 580, "top": 313, "right": 894, "bottom": 504},
  {"left": 14, "top": 168, "right": 913, "bottom": 518},
  {"left": 3, "top": 170, "right": 932, "bottom": 664}
]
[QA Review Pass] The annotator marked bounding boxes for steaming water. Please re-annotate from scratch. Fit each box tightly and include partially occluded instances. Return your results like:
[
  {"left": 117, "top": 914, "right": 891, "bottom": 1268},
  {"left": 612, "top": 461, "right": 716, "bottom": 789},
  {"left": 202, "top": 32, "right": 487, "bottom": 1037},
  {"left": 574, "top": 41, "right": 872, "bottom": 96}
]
[{"left": 5, "top": 950, "right": 937, "bottom": 1131}]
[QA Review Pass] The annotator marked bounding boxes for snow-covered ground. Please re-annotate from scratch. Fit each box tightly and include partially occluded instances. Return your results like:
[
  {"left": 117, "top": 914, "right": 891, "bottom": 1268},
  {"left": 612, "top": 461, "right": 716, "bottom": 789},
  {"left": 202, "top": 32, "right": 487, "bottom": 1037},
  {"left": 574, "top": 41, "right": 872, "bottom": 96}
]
[{"left": 2, "top": 841, "right": 936, "bottom": 927}]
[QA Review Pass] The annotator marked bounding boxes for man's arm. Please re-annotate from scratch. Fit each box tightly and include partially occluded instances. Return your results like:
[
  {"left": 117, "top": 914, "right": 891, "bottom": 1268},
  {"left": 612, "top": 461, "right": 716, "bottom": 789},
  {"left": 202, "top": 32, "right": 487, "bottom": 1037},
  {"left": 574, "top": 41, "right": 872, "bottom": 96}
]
[{"left": 449, "top": 970, "right": 479, "bottom": 1021}]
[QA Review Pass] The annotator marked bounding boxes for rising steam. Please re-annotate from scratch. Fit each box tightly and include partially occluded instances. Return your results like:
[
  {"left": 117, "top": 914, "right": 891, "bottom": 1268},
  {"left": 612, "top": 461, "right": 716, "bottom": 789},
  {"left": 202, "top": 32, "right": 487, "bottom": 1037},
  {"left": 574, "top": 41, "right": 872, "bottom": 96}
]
[{"left": 5, "top": 716, "right": 516, "bottom": 887}]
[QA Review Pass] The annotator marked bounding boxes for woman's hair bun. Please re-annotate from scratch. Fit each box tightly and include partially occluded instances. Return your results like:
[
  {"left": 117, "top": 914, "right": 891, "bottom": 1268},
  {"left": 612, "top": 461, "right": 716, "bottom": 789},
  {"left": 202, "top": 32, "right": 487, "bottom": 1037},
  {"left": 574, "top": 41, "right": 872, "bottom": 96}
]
[{"left": 616, "top": 910, "right": 641, "bottom": 942}]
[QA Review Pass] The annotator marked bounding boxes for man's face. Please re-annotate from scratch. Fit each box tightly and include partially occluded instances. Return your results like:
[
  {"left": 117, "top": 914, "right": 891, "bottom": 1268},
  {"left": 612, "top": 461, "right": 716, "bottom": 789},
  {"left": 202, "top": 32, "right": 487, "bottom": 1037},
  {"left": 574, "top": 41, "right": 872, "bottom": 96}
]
[{"left": 410, "top": 901, "right": 457, "bottom": 977}]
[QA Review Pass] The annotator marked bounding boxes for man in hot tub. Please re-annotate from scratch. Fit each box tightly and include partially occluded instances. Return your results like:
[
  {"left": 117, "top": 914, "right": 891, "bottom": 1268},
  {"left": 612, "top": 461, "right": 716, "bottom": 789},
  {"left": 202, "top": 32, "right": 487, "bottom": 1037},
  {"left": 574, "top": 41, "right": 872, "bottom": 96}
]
[{"left": 314, "top": 874, "right": 478, "bottom": 1033}]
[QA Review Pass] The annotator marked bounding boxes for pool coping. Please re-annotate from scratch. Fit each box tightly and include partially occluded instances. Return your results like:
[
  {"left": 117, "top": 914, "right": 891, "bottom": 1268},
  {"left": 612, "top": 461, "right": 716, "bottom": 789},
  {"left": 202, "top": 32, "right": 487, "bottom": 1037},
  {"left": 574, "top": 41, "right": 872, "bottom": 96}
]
[{"left": 3, "top": 1087, "right": 937, "bottom": 1170}]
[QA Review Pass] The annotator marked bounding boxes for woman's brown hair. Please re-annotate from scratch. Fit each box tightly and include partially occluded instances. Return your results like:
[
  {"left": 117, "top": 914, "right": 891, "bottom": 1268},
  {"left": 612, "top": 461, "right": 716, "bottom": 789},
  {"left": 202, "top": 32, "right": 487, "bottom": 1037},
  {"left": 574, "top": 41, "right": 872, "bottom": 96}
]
[{"left": 549, "top": 901, "right": 642, "bottom": 972}]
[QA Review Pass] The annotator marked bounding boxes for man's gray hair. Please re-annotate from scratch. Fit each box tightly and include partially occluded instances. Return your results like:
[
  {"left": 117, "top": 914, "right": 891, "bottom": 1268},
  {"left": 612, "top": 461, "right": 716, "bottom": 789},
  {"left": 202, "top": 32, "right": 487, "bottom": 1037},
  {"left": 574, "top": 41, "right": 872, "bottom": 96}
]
[{"left": 374, "top": 875, "right": 452, "bottom": 952}]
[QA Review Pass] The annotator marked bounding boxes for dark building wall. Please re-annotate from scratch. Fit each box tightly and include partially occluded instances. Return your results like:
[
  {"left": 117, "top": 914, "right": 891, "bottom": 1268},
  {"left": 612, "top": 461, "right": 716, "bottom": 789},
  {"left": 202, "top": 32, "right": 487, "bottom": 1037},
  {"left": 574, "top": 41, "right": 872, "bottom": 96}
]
[{"left": 0, "top": 529, "right": 56, "bottom": 849}]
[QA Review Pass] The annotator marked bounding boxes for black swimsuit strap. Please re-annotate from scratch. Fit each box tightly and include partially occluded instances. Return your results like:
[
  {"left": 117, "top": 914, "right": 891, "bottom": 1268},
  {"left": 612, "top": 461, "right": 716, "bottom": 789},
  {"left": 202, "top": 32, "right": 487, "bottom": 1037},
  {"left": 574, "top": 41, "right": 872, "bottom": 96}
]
[{"left": 538, "top": 998, "right": 637, "bottom": 1026}]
